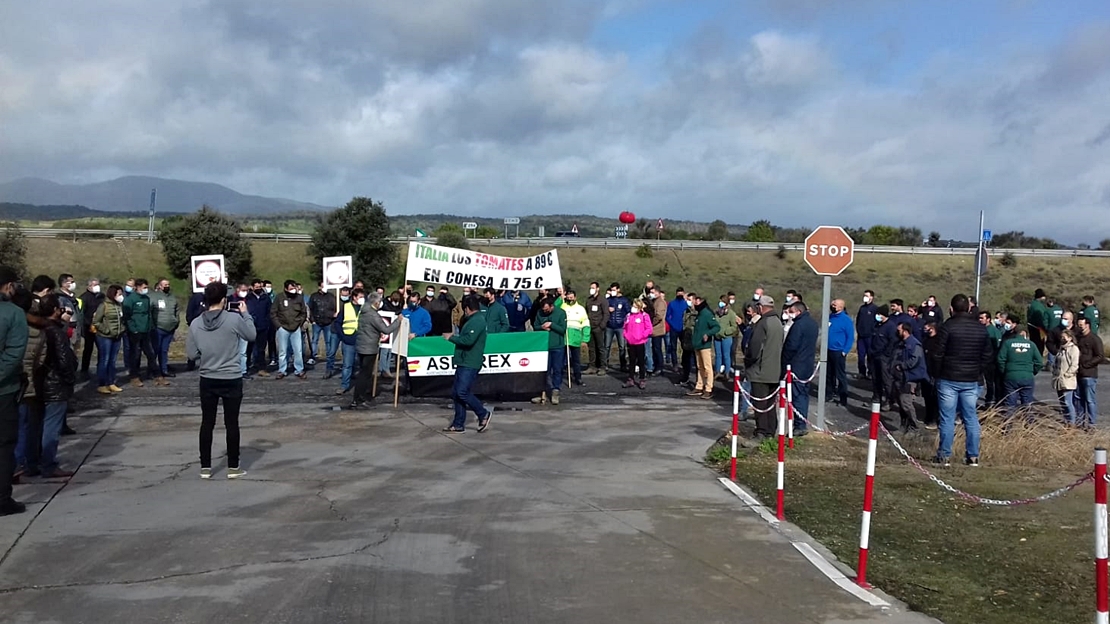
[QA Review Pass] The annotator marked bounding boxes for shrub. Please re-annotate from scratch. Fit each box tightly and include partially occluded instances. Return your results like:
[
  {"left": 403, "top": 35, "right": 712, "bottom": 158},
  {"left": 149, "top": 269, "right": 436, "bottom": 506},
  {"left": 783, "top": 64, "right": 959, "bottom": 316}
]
[
  {"left": 1000, "top": 251, "right": 1018, "bottom": 268},
  {"left": 310, "top": 197, "right": 399, "bottom": 287},
  {"left": 159, "top": 206, "right": 253, "bottom": 282},
  {"left": 775, "top": 244, "right": 787, "bottom": 260},
  {"left": 635, "top": 244, "right": 654, "bottom": 259}
]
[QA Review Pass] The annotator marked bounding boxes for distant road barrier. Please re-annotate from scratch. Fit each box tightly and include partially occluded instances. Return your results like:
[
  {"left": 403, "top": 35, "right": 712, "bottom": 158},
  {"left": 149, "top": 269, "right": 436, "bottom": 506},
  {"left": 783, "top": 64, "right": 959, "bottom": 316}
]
[{"left": 18, "top": 228, "right": 1110, "bottom": 258}]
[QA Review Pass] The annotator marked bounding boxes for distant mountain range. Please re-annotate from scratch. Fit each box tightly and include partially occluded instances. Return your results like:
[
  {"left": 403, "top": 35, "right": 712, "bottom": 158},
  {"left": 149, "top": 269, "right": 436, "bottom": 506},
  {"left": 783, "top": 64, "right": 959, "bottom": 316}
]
[{"left": 0, "top": 176, "right": 327, "bottom": 215}]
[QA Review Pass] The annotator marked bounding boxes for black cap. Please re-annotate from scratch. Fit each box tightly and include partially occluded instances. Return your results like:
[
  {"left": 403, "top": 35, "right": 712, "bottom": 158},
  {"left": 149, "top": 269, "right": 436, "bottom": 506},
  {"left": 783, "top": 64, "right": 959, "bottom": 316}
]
[{"left": 1034, "top": 288, "right": 1046, "bottom": 299}]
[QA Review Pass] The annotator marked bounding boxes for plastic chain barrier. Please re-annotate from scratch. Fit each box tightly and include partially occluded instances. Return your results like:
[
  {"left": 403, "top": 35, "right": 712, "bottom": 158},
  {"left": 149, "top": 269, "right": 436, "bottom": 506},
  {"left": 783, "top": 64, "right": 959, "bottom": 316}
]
[
  {"left": 791, "top": 407, "right": 871, "bottom": 438},
  {"left": 881, "top": 425, "right": 1094, "bottom": 506}
]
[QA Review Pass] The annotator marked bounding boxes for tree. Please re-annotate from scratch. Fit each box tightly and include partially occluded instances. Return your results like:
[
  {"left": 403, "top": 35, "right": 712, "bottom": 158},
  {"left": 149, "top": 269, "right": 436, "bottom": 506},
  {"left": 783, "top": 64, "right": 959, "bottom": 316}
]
[
  {"left": 310, "top": 197, "right": 397, "bottom": 288},
  {"left": 706, "top": 220, "right": 729, "bottom": 241},
  {"left": 0, "top": 223, "right": 28, "bottom": 280},
  {"left": 474, "top": 225, "right": 500, "bottom": 239},
  {"left": 435, "top": 223, "right": 463, "bottom": 236},
  {"left": 927, "top": 231, "right": 941, "bottom": 247},
  {"left": 744, "top": 220, "right": 775, "bottom": 243},
  {"left": 861, "top": 225, "right": 898, "bottom": 246},
  {"left": 1101, "top": 239, "right": 1110, "bottom": 251},
  {"left": 159, "top": 206, "right": 253, "bottom": 282},
  {"left": 436, "top": 231, "right": 470, "bottom": 250}
]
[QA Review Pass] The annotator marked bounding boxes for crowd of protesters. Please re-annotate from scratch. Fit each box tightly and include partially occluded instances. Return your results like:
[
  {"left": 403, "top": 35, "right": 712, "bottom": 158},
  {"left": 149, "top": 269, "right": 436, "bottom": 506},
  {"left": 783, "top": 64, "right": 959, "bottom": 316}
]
[{"left": 0, "top": 262, "right": 1107, "bottom": 511}]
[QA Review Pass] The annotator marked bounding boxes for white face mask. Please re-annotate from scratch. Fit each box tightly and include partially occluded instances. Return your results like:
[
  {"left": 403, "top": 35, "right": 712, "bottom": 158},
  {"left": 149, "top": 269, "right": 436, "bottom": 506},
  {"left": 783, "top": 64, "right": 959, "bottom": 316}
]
[
  {"left": 355, "top": 298, "right": 366, "bottom": 307},
  {"left": 426, "top": 291, "right": 435, "bottom": 298},
  {"left": 752, "top": 293, "right": 760, "bottom": 301},
  {"left": 238, "top": 291, "right": 248, "bottom": 298},
  {"left": 785, "top": 296, "right": 794, "bottom": 305},
  {"left": 139, "top": 289, "right": 148, "bottom": 296},
  {"left": 863, "top": 296, "right": 872, "bottom": 304},
  {"left": 782, "top": 312, "right": 791, "bottom": 321},
  {"left": 728, "top": 298, "right": 735, "bottom": 305},
  {"left": 341, "top": 295, "right": 350, "bottom": 302},
  {"left": 115, "top": 295, "right": 125, "bottom": 304},
  {"left": 91, "top": 285, "right": 101, "bottom": 294},
  {"left": 589, "top": 288, "right": 597, "bottom": 296},
  {"left": 264, "top": 287, "right": 272, "bottom": 294},
  {"left": 1062, "top": 319, "right": 1070, "bottom": 327},
  {"left": 1004, "top": 323, "right": 1014, "bottom": 332}
]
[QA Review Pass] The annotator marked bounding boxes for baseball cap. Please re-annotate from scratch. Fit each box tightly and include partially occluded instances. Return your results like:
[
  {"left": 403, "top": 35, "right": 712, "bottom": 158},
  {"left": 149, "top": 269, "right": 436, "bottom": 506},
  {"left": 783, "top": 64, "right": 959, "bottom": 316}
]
[{"left": 759, "top": 295, "right": 775, "bottom": 307}]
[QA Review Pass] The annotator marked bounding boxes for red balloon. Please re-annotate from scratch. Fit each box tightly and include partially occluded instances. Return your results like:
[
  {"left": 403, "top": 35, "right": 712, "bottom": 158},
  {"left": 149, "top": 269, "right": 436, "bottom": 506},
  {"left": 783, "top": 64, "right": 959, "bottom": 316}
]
[{"left": 618, "top": 211, "right": 636, "bottom": 224}]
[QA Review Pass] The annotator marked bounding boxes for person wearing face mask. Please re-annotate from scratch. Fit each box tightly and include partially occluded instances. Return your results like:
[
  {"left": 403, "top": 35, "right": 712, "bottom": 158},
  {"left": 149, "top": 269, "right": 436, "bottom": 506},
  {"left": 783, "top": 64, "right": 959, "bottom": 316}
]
[
  {"left": 1052, "top": 329, "right": 1080, "bottom": 425},
  {"left": 482, "top": 288, "right": 510, "bottom": 335},
  {"left": 929, "top": 294, "right": 992, "bottom": 468},
  {"left": 920, "top": 322, "right": 941, "bottom": 429},
  {"left": 147, "top": 278, "right": 179, "bottom": 382},
  {"left": 664, "top": 288, "right": 687, "bottom": 373},
  {"left": 270, "top": 280, "right": 309, "bottom": 380},
  {"left": 731, "top": 303, "right": 758, "bottom": 418},
  {"left": 979, "top": 310, "right": 1004, "bottom": 405},
  {"left": 421, "top": 287, "right": 456, "bottom": 337},
  {"left": 308, "top": 282, "right": 339, "bottom": 379},
  {"left": 920, "top": 295, "right": 944, "bottom": 325},
  {"left": 890, "top": 321, "right": 928, "bottom": 432},
  {"left": 584, "top": 282, "right": 609, "bottom": 374},
  {"left": 604, "top": 284, "right": 631, "bottom": 374},
  {"left": 91, "top": 285, "right": 126, "bottom": 394},
  {"left": 752, "top": 287, "right": 764, "bottom": 303},
  {"left": 123, "top": 279, "right": 159, "bottom": 387},
  {"left": 855, "top": 290, "right": 878, "bottom": 380},
  {"left": 826, "top": 299, "right": 855, "bottom": 407},
  {"left": 997, "top": 315, "right": 1042, "bottom": 411},
  {"left": 442, "top": 296, "right": 492, "bottom": 433},
  {"left": 783, "top": 290, "right": 800, "bottom": 311},
  {"left": 350, "top": 292, "right": 402, "bottom": 410},
  {"left": 528, "top": 288, "right": 550, "bottom": 328},
  {"left": 244, "top": 279, "right": 272, "bottom": 376},
  {"left": 184, "top": 286, "right": 207, "bottom": 372},
  {"left": 1045, "top": 310, "right": 1075, "bottom": 378},
  {"left": 501, "top": 289, "right": 532, "bottom": 333},
  {"left": 78, "top": 278, "right": 104, "bottom": 376},
  {"left": 622, "top": 299, "right": 652, "bottom": 389},
  {"left": 18, "top": 294, "right": 77, "bottom": 480},
  {"left": 375, "top": 290, "right": 405, "bottom": 380},
  {"left": 713, "top": 296, "right": 738, "bottom": 380},
  {"left": 262, "top": 281, "right": 278, "bottom": 367},
  {"left": 561, "top": 289, "right": 590, "bottom": 387},
  {"left": 227, "top": 284, "right": 254, "bottom": 378},
  {"left": 531, "top": 297, "right": 568, "bottom": 406},
  {"left": 678, "top": 293, "right": 699, "bottom": 385},
  {"left": 648, "top": 286, "right": 667, "bottom": 376},
  {"left": 780, "top": 301, "right": 817, "bottom": 434},
  {"left": 726, "top": 292, "right": 738, "bottom": 312},
  {"left": 686, "top": 295, "right": 720, "bottom": 399},
  {"left": 401, "top": 292, "right": 432, "bottom": 338},
  {"left": 869, "top": 305, "right": 891, "bottom": 407},
  {"left": 331, "top": 287, "right": 361, "bottom": 395},
  {"left": 741, "top": 295, "right": 783, "bottom": 443}
]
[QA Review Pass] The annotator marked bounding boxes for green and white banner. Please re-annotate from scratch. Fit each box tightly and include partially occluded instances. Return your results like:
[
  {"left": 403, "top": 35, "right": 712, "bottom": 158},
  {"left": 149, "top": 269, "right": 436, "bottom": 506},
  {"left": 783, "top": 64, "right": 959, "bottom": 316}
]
[
  {"left": 404, "top": 242, "right": 562, "bottom": 291},
  {"left": 405, "top": 332, "right": 549, "bottom": 398}
]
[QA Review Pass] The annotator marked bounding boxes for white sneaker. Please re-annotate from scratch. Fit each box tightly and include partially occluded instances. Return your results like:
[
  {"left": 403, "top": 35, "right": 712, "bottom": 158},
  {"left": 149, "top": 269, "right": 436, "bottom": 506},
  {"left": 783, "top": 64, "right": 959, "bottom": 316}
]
[
  {"left": 200, "top": 468, "right": 212, "bottom": 480},
  {"left": 227, "top": 467, "right": 247, "bottom": 479}
]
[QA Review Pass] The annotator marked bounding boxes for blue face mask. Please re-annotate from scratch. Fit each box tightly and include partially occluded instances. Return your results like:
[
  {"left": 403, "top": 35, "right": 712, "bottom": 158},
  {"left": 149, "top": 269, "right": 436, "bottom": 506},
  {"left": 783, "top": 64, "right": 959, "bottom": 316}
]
[
  {"left": 1062, "top": 319, "right": 1070, "bottom": 328},
  {"left": 124, "top": 285, "right": 133, "bottom": 293},
  {"left": 341, "top": 295, "right": 350, "bottom": 302},
  {"left": 718, "top": 302, "right": 726, "bottom": 309},
  {"left": 874, "top": 314, "right": 883, "bottom": 322}
]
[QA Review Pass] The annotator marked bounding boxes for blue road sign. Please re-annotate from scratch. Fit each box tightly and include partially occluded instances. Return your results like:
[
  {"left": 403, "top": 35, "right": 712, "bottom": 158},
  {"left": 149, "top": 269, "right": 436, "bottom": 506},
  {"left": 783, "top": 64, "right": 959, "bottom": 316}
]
[{"left": 982, "top": 230, "right": 992, "bottom": 242}]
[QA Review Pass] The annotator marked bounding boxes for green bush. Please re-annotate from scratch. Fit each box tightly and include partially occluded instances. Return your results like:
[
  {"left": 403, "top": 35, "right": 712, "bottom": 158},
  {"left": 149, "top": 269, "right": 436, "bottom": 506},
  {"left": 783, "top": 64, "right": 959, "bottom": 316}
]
[
  {"left": 635, "top": 244, "right": 654, "bottom": 259},
  {"left": 1000, "top": 251, "right": 1018, "bottom": 268}
]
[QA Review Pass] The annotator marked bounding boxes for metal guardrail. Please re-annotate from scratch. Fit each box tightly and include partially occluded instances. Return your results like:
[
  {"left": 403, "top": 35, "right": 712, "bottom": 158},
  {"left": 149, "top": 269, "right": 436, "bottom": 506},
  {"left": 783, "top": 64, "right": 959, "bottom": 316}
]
[{"left": 18, "top": 228, "right": 1110, "bottom": 258}]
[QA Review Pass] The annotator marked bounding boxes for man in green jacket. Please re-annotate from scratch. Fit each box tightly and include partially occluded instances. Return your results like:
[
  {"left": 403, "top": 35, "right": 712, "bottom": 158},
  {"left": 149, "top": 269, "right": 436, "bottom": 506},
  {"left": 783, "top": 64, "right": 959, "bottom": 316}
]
[
  {"left": 688, "top": 295, "right": 721, "bottom": 398},
  {"left": 532, "top": 297, "right": 567, "bottom": 406},
  {"left": 443, "top": 297, "right": 492, "bottom": 433},
  {"left": 1081, "top": 296, "right": 1101, "bottom": 335},
  {"left": 148, "top": 278, "right": 180, "bottom": 381},
  {"left": 998, "top": 321, "right": 1043, "bottom": 410},
  {"left": 1026, "top": 288, "right": 1049, "bottom": 357},
  {"left": 0, "top": 267, "right": 29, "bottom": 516},
  {"left": 123, "top": 278, "right": 158, "bottom": 386},
  {"left": 482, "top": 287, "right": 510, "bottom": 334}
]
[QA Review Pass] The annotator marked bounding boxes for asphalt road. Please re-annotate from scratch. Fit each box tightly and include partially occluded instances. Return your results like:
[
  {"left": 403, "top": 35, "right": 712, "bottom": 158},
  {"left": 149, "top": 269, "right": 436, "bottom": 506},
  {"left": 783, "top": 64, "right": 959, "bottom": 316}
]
[{"left": 0, "top": 374, "right": 939, "bottom": 624}]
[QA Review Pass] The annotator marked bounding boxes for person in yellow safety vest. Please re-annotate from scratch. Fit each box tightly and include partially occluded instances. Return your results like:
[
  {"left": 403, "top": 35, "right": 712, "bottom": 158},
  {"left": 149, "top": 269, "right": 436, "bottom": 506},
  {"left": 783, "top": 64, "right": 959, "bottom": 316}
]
[
  {"left": 561, "top": 289, "right": 591, "bottom": 387},
  {"left": 330, "top": 286, "right": 360, "bottom": 396}
]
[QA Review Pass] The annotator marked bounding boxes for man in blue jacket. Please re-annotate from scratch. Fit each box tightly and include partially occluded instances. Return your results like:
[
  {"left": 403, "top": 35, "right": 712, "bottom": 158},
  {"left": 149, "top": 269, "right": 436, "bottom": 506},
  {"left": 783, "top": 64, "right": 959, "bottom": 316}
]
[
  {"left": 401, "top": 291, "right": 432, "bottom": 337},
  {"left": 245, "top": 280, "right": 272, "bottom": 376},
  {"left": 855, "top": 290, "right": 878, "bottom": 379},
  {"left": 892, "top": 321, "right": 929, "bottom": 432},
  {"left": 605, "top": 283, "right": 631, "bottom": 372},
  {"left": 826, "top": 299, "right": 855, "bottom": 407},
  {"left": 781, "top": 301, "right": 818, "bottom": 435},
  {"left": 502, "top": 290, "right": 531, "bottom": 332},
  {"left": 665, "top": 288, "right": 688, "bottom": 371}
]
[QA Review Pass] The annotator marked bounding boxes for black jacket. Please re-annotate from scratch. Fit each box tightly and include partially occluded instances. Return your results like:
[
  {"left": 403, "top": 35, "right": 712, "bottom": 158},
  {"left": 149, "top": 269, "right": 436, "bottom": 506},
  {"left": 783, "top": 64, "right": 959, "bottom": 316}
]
[
  {"left": 1077, "top": 331, "right": 1105, "bottom": 379},
  {"left": 78, "top": 290, "right": 104, "bottom": 331},
  {"left": 186, "top": 293, "right": 207, "bottom": 325},
  {"left": 929, "top": 313, "right": 993, "bottom": 383},
  {"left": 422, "top": 294, "right": 456, "bottom": 336},
  {"left": 35, "top": 319, "right": 77, "bottom": 403},
  {"left": 856, "top": 302, "right": 878, "bottom": 338},
  {"left": 309, "top": 291, "right": 338, "bottom": 326}
]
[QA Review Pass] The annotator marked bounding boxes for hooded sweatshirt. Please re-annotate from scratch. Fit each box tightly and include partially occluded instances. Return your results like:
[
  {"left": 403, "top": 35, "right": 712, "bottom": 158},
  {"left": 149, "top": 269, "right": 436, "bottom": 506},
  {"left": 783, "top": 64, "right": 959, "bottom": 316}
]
[{"left": 186, "top": 309, "right": 258, "bottom": 380}]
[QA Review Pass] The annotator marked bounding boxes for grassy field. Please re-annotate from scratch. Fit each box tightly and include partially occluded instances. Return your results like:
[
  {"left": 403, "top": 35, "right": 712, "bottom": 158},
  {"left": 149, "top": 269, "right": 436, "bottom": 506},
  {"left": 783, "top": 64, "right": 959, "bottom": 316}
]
[
  {"left": 714, "top": 420, "right": 1099, "bottom": 624},
  {"left": 24, "top": 239, "right": 1110, "bottom": 317}
]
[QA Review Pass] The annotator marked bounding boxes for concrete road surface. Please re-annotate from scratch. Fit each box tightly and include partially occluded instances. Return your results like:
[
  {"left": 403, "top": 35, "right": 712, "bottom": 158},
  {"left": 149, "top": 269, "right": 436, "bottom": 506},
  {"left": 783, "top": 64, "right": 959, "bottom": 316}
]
[{"left": 0, "top": 395, "right": 936, "bottom": 624}]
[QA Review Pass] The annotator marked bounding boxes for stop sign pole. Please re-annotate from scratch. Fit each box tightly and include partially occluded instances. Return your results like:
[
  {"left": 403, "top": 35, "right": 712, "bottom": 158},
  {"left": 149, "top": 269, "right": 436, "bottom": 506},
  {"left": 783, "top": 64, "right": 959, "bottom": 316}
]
[{"left": 804, "top": 226, "right": 856, "bottom": 430}]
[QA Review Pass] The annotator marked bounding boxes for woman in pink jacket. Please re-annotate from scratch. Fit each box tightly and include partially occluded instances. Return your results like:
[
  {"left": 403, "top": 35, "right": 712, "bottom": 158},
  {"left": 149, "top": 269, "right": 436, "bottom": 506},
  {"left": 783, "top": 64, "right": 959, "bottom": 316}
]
[{"left": 623, "top": 299, "right": 653, "bottom": 389}]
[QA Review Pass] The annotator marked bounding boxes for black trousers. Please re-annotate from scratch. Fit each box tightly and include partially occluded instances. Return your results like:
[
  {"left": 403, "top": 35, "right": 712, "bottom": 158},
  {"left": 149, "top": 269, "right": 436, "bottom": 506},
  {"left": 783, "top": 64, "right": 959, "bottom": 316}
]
[
  {"left": 353, "top": 353, "right": 380, "bottom": 403},
  {"left": 0, "top": 392, "right": 18, "bottom": 504},
  {"left": 826, "top": 351, "right": 849, "bottom": 403},
  {"left": 628, "top": 343, "right": 647, "bottom": 380},
  {"left": 921, "top": 379, "right": 939, "bottom": 426},
  {"left": 81, "top": 328, "right": 97, "bottom": 372},
  {"left": 129, "top": 331, "right": 158, "bottom": 379},
  {"left": 751, "top": 381, "right": 778, "bottom": 437},
  {"left": 199, "top": 377, "right": 243, "bottom": 468}
]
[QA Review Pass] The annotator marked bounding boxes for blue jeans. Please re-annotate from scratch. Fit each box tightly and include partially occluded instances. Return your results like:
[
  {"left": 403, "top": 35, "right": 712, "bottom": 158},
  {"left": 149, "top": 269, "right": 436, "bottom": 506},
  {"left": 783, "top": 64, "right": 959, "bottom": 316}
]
[
  {"left": 547, "top": 348, "right": 565, "bottom": 392},
  {"left": 340, "top": 342, "right": 358, "bottom": 390},
  {"left": 1004, "top": 378, "right": 1035, "bottom": 409},
  {"left": 936, "top": 379, "right": 981, "bottom": 460},
  {"left": 651, "top": 335, "right": 664, "bottom": 373},
  {"left": 15, "top": 401, "right": 65, "bottom": 474},
  {"left": 604, "top": 328, "right": 627, "bottom": 369},
  {"left": 741, "top": 378, "right": 752, "bottom": 413},
  {"left": 1078, "top": 377, "right": 1099, "bottom": 427},
  {"left": 96, "top": 335, "right": 121, "bottom": 387},
  {"left": 379, "top": 347, "right": 392, "bottom": 374},
  {"left": 667, "top": 329, "right": 682, "bottom": 368},
  {"left": 312, "top": 324, "right": 339, "bottom": 372},
  {"left": 1058, "top": 390, "right": 1078, "bottom": 424},
  {"left": 450, "top": 367, "right": 489, "bottom": 429},
  {"left": 645, "top": 338, "right": 654, "bottom": 372},
  {"left": 238, "top": 338, "right": 248, "bottom": 375},
  {"left": 276, "top": 328, "right": 304, "bottom": 375},
  {"left": 154, "top": 328, "right": 175, "bottom": 375},
  {"left": 714, "top": 338, "right": 733, "bottom": 373},
  {"left": 791, "top": 379, "right": 810, "bottom": 432}
]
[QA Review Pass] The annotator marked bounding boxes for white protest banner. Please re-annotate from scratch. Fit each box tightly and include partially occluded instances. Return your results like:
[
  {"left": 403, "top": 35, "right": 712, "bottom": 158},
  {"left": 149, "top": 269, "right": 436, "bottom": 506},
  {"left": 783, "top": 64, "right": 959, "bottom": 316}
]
[
  {"left": 404, "top": 242, "right": 562, "bottom": 291},
  {"left": 393, "top": 316, "right": 411, "bottom": 358},
  {"left": 379, "top": 311, "right": 397, "bottom": 349},
  {"left": 323, "top": 256, "right": 353, "bottom": 289},
  {"left": 191, "top": 255, "right": 225, "bottom": 293}
]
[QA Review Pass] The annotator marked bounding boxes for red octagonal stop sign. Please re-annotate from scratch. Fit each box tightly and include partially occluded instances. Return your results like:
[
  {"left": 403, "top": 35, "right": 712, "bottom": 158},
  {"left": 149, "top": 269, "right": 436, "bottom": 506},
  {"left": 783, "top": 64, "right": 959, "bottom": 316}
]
[{"left": 804, "top": 226, "right": 855, "bottom": 276}]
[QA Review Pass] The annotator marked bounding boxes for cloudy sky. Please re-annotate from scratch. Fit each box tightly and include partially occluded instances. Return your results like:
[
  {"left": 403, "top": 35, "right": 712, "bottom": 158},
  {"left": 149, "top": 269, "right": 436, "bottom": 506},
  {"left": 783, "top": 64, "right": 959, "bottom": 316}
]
[{"left": 2, "top": 0, "right": 1109, "bottom": 243}]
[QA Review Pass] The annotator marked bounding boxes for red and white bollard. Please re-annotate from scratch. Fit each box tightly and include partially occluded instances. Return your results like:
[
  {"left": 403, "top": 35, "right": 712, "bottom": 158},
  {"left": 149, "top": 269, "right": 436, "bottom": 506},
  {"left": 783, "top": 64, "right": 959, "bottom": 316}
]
[
  {"left": 856, "top": 402, "right": 881, "bottom": 589},
  {"left": 776, "top": 380, "right": 787, "bottom": 521},
  {"left": 730, "top": 370, "right": 741, "bottom": 482},
  {"left": 786, "top": 365, "right": 795, "bottom": 449},
  {"left": 1096, "top": 447, "right": 1108, "bottom": 624}
]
